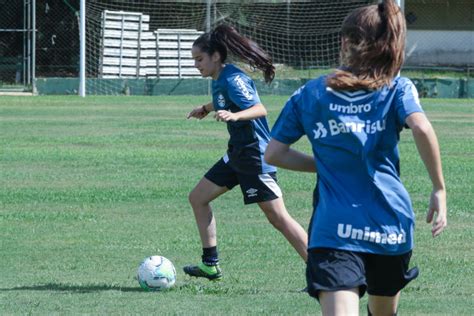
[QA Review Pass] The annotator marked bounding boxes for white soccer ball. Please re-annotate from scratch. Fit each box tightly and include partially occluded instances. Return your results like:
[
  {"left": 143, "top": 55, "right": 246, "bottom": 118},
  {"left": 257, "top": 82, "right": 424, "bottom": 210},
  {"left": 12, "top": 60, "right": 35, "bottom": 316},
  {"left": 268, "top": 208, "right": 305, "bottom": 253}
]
[{"left": 137, "top": 256, "right": 176, "bottom": 291}]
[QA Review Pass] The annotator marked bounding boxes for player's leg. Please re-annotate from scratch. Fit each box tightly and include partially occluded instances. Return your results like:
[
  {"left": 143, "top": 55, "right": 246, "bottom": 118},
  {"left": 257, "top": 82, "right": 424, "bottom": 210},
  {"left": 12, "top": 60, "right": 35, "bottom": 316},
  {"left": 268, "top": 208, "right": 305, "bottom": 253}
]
[
  {"left": 184, "top": 177, "right": 227, "bottom": 280},
  {"left": 188, "top": 176, "right": 228, "bottom": 248},
  {"left": 238, "top": 172, "right": 308, "bottom": 261},
  {"left": 367, "top": 293, "right": 400, "bottom": 316},
  {"left": 306, "top": 248, "right": 367, "bottom": 315},
  {"left": 319, "top": 289, "right": 360, "bottom": 316},
  {"left": 365, "top": 251, "right": 419, "bottom": 316},
  {"left": 258, "top": 197, "right": 308, "bottom": 261},
  {"left": 184, "top": 159, "right": 238, "bottom": 280}
]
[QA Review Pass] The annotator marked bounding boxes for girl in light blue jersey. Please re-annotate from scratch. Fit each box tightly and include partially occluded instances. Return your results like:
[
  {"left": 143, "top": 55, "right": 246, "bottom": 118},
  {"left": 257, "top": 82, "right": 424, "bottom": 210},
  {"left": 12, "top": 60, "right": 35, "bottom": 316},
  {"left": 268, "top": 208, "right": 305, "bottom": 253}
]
[
  {"left": 184, "top": 25, "right": 308, "bottom": 281},
  {"left": 265, "top": 0, "right": 447, "bottom": 314}
]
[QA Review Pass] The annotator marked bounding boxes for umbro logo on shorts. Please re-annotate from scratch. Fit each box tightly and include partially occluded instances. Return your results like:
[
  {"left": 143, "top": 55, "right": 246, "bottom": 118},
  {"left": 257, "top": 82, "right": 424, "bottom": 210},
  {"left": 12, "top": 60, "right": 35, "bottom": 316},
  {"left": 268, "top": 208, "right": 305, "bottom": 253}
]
[{"left": 246, "top": 188, "right": 258, "bottom": 197}]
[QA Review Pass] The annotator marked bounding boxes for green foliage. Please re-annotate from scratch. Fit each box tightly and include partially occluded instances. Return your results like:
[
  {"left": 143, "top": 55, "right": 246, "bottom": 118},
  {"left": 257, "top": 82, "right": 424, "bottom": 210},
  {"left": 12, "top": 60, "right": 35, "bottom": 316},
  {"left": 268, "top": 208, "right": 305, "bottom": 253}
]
[
  {"left": 0, "top": 96, "right": 473, "bottom": 315},
  {"left": 240, "top": 64, "right": 474, "bottom": 80}
]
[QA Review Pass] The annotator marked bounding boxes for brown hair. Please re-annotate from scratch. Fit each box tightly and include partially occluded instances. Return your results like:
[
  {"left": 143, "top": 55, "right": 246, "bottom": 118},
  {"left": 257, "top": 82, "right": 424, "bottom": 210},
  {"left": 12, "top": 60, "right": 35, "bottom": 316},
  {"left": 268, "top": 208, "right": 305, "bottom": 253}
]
[
  {"left": 193, "top": 24, "right": 275, "bottom": 83},
  {"left": 326, "top": 0, "right": 406, "bottom": 90}
]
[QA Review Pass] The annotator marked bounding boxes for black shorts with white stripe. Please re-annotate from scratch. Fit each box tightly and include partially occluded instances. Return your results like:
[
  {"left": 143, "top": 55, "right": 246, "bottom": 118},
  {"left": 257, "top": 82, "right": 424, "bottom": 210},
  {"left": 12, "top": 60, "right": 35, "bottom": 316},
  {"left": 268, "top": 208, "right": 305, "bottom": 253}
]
[{"left": 205, "top": 158, "right": 282, "bottom": 204}]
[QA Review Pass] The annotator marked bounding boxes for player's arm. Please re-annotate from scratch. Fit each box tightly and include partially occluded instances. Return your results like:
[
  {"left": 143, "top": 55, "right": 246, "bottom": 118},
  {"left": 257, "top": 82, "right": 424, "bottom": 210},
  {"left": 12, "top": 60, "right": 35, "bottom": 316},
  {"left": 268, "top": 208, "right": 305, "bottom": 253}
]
[
  {"left": 265, "top": 139, "right": 316, "bottom": 173},
  {"left": 405, "top": 112, "right": 447, "bottom": 237},
  {"left": 187, "top": 102, "right": 213, "bottom": 120},
  {"left": 215, "top": 103, "right": 266, "bottom": 122}
]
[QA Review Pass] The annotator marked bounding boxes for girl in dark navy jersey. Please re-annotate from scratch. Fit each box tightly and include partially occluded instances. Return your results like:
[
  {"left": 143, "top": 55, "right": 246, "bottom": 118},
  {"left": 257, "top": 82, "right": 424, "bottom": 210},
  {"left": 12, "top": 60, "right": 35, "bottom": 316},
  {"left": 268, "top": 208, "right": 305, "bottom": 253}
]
[
  {"left": 184, "top": 24, "right": 308, "bottom": 280},
  {"left": 265, "top": 0, "right": 447, "bottom": 314}
]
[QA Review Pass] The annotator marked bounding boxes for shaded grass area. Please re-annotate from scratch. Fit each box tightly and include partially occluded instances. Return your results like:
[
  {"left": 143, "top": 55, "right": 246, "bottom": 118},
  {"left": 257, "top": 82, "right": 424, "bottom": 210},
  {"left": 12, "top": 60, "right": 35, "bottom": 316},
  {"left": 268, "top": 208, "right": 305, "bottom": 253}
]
[{"left": 0, "top": 96, "right": 473, "bottom": 315}]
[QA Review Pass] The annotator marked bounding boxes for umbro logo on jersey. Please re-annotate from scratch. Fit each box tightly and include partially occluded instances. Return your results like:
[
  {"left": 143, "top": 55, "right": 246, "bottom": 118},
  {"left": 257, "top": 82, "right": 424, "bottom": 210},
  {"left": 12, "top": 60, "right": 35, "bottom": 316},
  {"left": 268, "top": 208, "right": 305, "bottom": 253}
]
[
  {"left": 326, "top": 87, "right": 375, "bottom": 103},
  {"left": 246, "top": 188, "right": 258, "bottom": 197},
  {"left": 329, "top": 102, "right": 372, "bottom": 114}
]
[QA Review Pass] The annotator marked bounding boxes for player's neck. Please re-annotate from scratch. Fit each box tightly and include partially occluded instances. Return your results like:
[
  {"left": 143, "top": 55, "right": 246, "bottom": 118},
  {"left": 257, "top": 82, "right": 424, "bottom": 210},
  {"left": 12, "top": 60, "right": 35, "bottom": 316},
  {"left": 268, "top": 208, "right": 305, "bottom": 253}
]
[{"left": 211, "top": 64, "right": 225, "bottom": 80}]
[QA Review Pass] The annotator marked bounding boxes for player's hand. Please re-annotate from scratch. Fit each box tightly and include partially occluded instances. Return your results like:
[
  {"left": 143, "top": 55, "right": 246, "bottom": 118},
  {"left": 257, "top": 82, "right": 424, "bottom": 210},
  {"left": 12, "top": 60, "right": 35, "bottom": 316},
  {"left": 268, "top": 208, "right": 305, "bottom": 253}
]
[
  {"left": 426, "top": 188, "right": 447, "bottom": 237},
  {"left": 215, "top": 110, "right": 237, "bottom": 122},
  {"left": 187, "top": 105, "right": 209, "bottom": 120}
]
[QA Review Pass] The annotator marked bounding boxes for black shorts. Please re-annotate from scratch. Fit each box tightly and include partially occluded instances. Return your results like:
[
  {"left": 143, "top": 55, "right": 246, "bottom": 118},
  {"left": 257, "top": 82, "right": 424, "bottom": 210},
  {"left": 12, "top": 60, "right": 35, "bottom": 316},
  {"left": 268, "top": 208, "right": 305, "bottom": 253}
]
[
  {"left": 204, "top": 158, "right": 282, "bottom": 204},
  {"left": 306, "top": 248, "right": 419, "bottom": 299}
]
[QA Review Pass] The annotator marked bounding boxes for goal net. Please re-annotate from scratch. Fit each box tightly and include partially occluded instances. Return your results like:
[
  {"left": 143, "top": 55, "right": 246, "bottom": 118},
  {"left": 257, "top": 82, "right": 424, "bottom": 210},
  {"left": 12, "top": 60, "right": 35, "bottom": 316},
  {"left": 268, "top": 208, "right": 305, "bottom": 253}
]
[{"left": 85, "top": 0, "right": 376, "bottom": 95}]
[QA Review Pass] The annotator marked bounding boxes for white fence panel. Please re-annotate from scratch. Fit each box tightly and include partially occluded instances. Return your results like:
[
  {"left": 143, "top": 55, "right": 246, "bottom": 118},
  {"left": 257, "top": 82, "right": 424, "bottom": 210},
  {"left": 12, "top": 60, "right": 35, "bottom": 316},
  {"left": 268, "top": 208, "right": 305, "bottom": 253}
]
[{"left": 99, "top": 11, "right": 203, "bottom": 79}]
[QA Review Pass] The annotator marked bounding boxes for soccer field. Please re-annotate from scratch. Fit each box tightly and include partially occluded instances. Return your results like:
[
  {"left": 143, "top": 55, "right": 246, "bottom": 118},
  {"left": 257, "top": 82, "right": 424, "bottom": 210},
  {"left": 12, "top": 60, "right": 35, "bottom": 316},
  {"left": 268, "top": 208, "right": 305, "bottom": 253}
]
[{"left": 0, "top": 96, "right": 473, "bottom": 315}]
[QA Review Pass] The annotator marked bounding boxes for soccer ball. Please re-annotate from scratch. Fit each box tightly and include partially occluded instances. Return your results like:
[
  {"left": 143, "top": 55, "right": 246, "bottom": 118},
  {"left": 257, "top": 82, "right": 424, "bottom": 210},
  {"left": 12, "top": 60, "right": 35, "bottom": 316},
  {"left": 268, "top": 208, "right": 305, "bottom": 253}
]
[{"left": 137, "top": 256, "right": 176, "bottom": 291}]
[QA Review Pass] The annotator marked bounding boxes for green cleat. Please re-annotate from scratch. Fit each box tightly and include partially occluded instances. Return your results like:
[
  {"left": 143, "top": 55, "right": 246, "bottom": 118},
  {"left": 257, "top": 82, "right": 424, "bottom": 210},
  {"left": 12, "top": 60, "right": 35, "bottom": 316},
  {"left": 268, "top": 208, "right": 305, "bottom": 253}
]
[{"left": 183, "top": 262, "right": 222, "bottom": 280}]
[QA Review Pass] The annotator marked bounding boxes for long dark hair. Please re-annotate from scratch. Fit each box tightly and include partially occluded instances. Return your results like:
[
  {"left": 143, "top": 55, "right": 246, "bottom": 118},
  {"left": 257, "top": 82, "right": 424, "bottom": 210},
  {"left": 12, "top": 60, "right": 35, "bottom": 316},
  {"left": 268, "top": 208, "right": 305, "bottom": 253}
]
[
  {"left": 193, "top": 24, "right": 275, "bottom": 83},
  {"left": 326, "top": 0, "right": 406, "bottom": 90}
]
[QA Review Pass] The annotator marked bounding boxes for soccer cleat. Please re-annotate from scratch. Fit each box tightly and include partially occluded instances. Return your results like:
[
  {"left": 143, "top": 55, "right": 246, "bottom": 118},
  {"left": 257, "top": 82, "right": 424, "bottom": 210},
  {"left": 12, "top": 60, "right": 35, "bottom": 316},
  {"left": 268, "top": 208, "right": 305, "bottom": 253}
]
[{"left": 183, "top": 262, "right": 222, "bottom": 280}]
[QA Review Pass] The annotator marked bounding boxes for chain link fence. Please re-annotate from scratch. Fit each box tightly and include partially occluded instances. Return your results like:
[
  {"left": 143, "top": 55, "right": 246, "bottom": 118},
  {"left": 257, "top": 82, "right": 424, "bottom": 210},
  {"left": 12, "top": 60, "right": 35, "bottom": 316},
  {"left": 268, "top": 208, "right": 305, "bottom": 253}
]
[
  {"left": 404, "top": 0, "right": 474, "bottom": 68},
  {"left": 35, "top": 1, "right": 79, "bottom": 77},
  {"left": 0, "top": 0, "right": 30, "bottom": 86},
  {"left": 0, "top": 0, "right": 79, "bottom": 87}
]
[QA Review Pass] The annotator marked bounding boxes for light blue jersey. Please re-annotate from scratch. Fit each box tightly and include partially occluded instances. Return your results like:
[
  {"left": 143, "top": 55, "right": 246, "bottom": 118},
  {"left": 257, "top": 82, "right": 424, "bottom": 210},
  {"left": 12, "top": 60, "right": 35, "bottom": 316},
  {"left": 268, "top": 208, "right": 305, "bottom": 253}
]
[
  {"left": 212, "top": 64, "right": 276, "bottom": 175},
  {"left": 271, "top": 76, "right": 423, "bottom": 255}
]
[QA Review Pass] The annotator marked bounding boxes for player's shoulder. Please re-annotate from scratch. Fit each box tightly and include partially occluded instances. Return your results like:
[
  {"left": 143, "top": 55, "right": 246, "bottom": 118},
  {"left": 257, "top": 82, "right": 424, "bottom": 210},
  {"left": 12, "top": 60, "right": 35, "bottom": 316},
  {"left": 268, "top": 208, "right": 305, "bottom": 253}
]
[
  {"left": 285, "top": 76, "right": 328, "bottom": 113},
  {"left": 390, "top": 76, "right": 421, "bottom": 107},
  {"left": 222, "top": 64, "right": 251, "bottom": 83},
  {"left": 307, "top": 75, "right": 328, "bottom": 87},
  {"left": 388, "top": 76, "right": 420, "bottom": 102},
  {"left": 292, "top": 75, "right": 328, "bottom": 100},
  {"left": 391, "top": 76, "right": 416, "bottom": 90}
]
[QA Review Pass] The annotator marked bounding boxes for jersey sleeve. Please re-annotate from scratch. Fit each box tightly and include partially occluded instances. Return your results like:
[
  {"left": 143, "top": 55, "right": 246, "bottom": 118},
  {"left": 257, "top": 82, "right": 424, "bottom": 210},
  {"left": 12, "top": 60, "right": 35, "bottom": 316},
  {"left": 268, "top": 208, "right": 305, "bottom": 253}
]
[
  {"left": 395, "top": 78, "right": 424, "bottom": 127},
  {"left": 271, "top": 87, "right": 306, "bottom": 144},
  {"left": 226, "top": 74, "right": 261, "bottom": 110}
]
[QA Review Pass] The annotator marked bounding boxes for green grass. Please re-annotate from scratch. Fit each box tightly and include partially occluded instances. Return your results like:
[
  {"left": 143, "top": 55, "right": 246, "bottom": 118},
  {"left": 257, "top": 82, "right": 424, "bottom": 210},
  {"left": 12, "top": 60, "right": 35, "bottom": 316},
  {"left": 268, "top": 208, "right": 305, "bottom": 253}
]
[{"left": 0, "top": 96, "right": 473, "bottom": 315}]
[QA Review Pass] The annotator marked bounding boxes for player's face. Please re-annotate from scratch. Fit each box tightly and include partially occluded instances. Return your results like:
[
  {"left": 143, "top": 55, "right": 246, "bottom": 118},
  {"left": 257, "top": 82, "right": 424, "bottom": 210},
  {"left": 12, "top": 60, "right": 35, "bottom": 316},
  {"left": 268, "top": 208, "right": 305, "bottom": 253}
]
[{"left": 192, "top": 46, "right": 222, "bottom": 79}]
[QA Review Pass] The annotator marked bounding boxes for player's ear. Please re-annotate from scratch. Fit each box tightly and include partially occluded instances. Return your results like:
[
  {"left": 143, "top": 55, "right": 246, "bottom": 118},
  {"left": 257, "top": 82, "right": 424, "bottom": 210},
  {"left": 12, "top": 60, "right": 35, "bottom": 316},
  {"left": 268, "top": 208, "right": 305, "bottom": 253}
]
[{"left": 211, "top": 51, "right": 221, "bottom": 63}]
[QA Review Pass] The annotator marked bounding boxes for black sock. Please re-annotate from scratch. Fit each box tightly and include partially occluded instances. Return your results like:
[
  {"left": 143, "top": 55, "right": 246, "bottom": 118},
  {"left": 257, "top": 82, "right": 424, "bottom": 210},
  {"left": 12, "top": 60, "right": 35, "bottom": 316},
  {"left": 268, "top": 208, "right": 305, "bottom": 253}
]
[{"left": 202, "top": 246, "right": 219, "bottom": 266}]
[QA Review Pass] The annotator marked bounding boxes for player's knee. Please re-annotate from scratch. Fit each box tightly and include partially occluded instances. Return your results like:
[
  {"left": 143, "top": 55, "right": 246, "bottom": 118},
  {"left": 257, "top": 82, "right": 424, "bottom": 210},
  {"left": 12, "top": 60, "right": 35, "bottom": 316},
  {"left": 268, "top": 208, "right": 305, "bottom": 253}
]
[
  {"left": 188, "top": 189, "right": 202, "bottom": 207},
  {"left": 367, "top": 304, "right": 398, "bottom": 316}
]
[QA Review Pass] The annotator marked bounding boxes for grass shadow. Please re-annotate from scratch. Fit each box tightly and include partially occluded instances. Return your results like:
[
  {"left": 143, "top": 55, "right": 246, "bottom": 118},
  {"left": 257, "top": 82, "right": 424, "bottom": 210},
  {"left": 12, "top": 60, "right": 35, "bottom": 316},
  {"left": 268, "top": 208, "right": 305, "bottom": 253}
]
[{"left": 0, "top": 282, "right": 143, "bottom": 293}]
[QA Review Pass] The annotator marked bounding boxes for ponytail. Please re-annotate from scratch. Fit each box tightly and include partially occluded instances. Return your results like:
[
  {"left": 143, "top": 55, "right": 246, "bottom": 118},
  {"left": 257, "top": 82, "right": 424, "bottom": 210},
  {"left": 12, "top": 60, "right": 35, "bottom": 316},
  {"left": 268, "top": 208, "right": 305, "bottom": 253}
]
[
  {"left": 193, "top": 24, "right": 275, "bottom": 83},
  {"left": 327, "top": 0, "right": 406, "bottom": 90}
]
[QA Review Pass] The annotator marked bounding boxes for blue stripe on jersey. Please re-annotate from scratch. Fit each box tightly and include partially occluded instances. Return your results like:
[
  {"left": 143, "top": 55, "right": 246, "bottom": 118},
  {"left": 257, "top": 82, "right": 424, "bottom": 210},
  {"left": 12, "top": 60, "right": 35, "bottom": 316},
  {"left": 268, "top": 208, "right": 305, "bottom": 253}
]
[
  {"left": 271, "top": 76, "right": 423, "bottom": 255},
  {"left": 212, "top": 64, "right": 276, "bottom": 174}
]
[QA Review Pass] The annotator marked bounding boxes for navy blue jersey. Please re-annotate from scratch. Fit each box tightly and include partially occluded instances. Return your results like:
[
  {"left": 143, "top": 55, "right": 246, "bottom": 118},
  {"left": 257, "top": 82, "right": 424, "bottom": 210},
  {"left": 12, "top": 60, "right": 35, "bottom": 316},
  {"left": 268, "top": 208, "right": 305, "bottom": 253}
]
[
  {"left": 271, "top": 76, "right": 423, "bottom": 255},
  {"left": 212, "top": 64, "right": 276, "bottom": 174}
]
